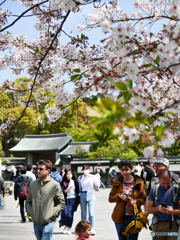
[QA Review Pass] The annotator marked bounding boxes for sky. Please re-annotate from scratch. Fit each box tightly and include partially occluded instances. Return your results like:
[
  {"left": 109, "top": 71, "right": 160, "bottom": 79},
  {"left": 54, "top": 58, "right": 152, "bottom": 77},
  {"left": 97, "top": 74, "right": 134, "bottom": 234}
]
[{"left": 0, "top": 0, "right": 167, "bottom": 93}]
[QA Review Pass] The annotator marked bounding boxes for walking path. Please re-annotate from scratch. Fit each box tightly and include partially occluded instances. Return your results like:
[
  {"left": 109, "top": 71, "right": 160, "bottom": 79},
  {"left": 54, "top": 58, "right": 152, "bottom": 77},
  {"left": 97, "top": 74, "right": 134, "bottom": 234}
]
[{"left": 0, "top": 188, "right": 152, "bottom": 240}]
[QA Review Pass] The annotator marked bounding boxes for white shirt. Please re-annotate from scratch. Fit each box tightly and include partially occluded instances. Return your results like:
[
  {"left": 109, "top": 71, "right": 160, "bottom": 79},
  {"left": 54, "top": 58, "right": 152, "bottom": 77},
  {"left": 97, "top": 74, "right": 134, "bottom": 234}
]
[
  {"left": 26, "top": 171, "right": 36, "bottom": 181},
  {"left": 109, "top": 166, "right": 115, "bottom": 175},
  {"left": 94, "top": 173, "right": 101, "bottom": 185},
  {"left": 67, "top": 180, "right": 76, "bottom": 199},
  {"left": 78, "top": 174, "right": 100, "bottom": 201}
]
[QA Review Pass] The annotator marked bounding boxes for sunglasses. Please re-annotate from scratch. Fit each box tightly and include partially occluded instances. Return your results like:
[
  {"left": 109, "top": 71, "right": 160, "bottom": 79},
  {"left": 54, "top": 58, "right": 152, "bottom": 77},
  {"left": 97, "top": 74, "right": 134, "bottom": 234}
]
[{"left": 37, "top": 167, "right": 45, "bottom": 171}]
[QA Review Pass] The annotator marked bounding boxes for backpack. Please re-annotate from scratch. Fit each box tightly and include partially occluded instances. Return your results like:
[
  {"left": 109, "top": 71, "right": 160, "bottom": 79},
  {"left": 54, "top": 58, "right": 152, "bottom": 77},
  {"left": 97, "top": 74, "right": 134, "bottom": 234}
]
[
  {"left": 16, "top": 176, "right": 29, "bottom": 198},
  {"left": 96, "top": 168, "right": 105, "bottom": 177},
  {"left": 111, "top": 169, "right": 117, "bottom": 178},
  {"left": 149, "top": 182, "right": 180, "bottom": 230},
  {"left": 120, "top": 196, "right": 148, "bottom": 240},
  {"left": 153, "top": 182, "right": 179, "bottom": 207}
]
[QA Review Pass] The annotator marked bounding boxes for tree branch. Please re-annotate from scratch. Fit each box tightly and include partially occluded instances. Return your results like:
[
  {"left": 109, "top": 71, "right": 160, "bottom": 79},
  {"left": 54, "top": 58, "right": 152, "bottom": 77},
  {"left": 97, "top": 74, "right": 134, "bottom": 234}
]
[
  {"left": 12, "top": 10, "right": 71, "bottom": 130},
  {"left": 0, "top": 0, "right": 6, "bottom": 6},
  {"left": 0, "top": 0, "right": 48, "bottom": 32},
  {"left": 148, "top": 99, "right": 180, "bottom": 119}
]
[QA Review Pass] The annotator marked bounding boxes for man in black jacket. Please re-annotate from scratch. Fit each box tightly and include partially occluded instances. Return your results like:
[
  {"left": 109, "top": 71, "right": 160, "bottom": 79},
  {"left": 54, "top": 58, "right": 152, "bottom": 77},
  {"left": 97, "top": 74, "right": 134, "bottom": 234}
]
[
  {"left": 0, "top": 176, "right": 5, "bottom": 210},
  {"left": 14, "top": 167, "right": 33, "bottom": 222},
  {"left": 143, "top": 160, "right": 155, "bottom": 195}
]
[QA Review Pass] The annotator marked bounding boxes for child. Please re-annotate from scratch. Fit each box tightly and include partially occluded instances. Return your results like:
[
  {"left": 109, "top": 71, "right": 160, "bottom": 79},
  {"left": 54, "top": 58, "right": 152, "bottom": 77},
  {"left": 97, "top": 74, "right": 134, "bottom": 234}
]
[{"left": 75, "top": 220, "right": 93, "bottom": 240}]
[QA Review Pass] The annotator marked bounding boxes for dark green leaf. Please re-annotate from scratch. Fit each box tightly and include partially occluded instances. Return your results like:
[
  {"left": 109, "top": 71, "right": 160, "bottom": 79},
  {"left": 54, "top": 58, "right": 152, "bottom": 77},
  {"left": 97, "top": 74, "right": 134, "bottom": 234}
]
[
  {"left": 127, "top": 80, "right": 133, "bottom": 89},
  {"left": 73, "top": 68, "right": 81, "bottom": 73},
  {"left": 123, "top": 92, "right": 132, "bottom": 104},
  {"left": 113, "top": 82, "right": 127, "bottom": 91},
  {"left": 117, "top": 92, "right": 123, "bottom": 99},
  {"left": 34, "top": 48, "right": 39, "bottom": 54},
  {"left": 99, "top": 68, "right": 105, "bottom": 74},
  {"left": 155, "top": 55, "right": 160, "bottom": 64},
  {"left": 70, "top": 74, "right": 80, "bottom": 81}
]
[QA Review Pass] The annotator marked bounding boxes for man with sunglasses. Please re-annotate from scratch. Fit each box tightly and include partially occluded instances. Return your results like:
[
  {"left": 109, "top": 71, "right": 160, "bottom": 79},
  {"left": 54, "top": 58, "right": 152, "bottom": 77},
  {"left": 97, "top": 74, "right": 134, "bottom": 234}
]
[{"left": 26, "top": 160, "right": 65, "bottom": 240}]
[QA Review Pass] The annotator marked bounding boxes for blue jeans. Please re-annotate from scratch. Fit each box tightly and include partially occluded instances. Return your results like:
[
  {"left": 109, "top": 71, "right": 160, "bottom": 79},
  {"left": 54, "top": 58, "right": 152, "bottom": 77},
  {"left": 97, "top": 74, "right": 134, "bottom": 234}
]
[
  {"left": 0, "top": 195, "right": 1, "bottom": 210},
  {"left": 33, "top": 221, "right": 55, "bottom": 240},
  {"left": 100, "top": 180, "right": 105, "bottom": 188},
  {"left": 80, "top": 192, "right": 95, "bottom": 230},
  {"left": 115, "top": 222, "right": 139, "bottom": 240}
]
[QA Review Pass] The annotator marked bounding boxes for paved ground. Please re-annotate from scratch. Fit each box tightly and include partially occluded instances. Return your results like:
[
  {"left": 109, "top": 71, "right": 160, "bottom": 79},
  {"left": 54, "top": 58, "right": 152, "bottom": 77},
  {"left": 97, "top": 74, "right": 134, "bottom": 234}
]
[{"left": 0, "top": 188, "right": 152, "bottom": 240}]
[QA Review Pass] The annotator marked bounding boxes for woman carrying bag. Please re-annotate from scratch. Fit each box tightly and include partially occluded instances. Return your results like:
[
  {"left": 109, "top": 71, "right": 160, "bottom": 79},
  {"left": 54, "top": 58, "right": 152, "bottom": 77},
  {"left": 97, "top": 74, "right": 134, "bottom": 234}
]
[
  {"left": 109, "top": 160, "right": 146, "bottom": 240},
  {"left": 59, "top": 169, "right": 79, "bottom": 235}
]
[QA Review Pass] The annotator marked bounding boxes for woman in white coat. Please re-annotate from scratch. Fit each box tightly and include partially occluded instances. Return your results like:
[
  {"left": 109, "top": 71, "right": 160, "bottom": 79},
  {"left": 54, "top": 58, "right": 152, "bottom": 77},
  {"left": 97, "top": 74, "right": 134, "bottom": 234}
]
[{"left": 78, "top": 165, "right": 100, "bottom": 235}]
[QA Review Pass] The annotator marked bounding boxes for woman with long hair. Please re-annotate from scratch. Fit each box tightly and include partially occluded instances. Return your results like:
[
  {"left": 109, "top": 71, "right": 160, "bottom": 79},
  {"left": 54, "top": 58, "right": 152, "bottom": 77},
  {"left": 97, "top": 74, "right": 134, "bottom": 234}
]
[
  {"left": 59, "top": 169, "right": 79, "bottom": 235},
  {"left": 109, "top": 160, "right": 146, "bottom": 240},
  {"left": 78, "top": 164, "right": 100, "bottom": 236}
]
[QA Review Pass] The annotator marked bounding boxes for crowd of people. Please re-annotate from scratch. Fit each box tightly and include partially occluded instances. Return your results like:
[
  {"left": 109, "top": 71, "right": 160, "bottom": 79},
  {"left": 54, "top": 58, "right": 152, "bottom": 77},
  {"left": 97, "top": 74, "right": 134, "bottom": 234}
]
[{"left": 1, "top": 158, "right": 180, "bottom": 240}]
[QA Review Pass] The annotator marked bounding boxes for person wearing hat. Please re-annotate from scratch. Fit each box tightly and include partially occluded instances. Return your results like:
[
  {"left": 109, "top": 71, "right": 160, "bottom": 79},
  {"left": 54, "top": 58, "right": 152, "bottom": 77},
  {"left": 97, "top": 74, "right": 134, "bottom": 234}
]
[
  {"left": 149, "top": 158, "right": 179, "bottom": 193},
  {"left": 144, "top": 158, "right": 179, "bottom": 228}
]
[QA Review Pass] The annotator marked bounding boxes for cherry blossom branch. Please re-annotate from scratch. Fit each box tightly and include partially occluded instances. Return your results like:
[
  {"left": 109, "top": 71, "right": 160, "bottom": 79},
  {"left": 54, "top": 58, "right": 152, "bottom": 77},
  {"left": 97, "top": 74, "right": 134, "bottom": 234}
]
[
  {"left": 7, "top": 83, "right": 94, "bottom": 133},
  {"left": 12, "top": 10, "right": 71, "bottom": 130},
  {"left": 6, "top": 10, "right": 65, "bottom": 18},
  {"left": 149, "top": 99, "right": 180, "bottom": 119},
  {"left": 172, "top": 78, "right": 180, "bottom": 88},
  {"left": 0, "top": 0, "right": 6, "bottom": 6},
  {"left": 0, "top": 0, "right": 48, "bottom": 32}
]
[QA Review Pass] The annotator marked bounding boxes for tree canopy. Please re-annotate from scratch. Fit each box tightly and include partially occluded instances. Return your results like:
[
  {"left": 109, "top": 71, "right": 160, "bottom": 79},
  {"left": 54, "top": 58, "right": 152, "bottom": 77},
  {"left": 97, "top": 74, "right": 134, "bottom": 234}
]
[{"left": 88, "top": 139, "right": 138, "bottom": 165}]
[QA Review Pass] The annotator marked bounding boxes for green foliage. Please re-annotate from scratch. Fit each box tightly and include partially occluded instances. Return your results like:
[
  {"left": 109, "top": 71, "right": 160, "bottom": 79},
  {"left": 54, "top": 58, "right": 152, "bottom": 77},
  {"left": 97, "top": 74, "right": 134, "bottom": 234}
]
[
  {"left": 68, "top": 123, "right": 95, "bottom": 142},
  {"left": 82, "top": 93, "right": 105, "bottom": 106},
  {"left": 1, "top": 158, "right": 8, "bottom": 163},
  {"left": 87, "top": 139, "right": 138, "bottom": 164},
  {"left": 0, "top": 149, "right": 5, "bottom": 157},
  {"left": 75, "top": 145, "right": 88, "bottom": 158}
]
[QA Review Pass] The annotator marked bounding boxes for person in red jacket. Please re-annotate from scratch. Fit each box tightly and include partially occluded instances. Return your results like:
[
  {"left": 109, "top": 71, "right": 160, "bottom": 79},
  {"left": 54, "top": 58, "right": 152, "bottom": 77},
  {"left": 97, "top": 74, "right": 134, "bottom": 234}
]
[{"left": 109, "top": 160, "right": 146, "bottom": 240}]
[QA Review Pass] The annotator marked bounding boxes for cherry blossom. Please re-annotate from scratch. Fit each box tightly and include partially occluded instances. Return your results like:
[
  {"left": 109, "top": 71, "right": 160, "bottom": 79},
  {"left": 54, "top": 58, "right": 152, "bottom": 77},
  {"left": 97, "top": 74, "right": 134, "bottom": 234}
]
[
  {"left": 143, "top": 146, "right": 155, "bottom": 158},
  {"left": 1, "top": 0, "right": 180, "bottom": 152},
  {"left": 159, "top": 130, "right": 175, "bottom": 148},
  {"left": 100, "top": 19, "right": 111, "bottom": 33},
  {"left": 157, "top": 147, "right": 164, "bottom": 158},
  {"left": 123, "top": 127, "right": 139, "bottom": 143}
]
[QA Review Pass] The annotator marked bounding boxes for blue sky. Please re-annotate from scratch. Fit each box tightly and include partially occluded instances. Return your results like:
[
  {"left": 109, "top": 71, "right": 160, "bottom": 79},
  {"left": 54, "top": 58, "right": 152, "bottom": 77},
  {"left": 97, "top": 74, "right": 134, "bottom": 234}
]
[{"left": 0, "top": 0, "right": 167, "bottom": 92}]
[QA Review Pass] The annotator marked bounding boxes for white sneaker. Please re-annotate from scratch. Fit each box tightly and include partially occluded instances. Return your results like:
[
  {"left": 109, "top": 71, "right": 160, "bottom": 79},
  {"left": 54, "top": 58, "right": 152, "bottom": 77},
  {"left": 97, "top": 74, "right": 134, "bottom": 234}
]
[
  {"left": 67, "top": 228, "right": 71, "bottom": 235},
  {"left": 91, "top": 229, "right": 96, "bottom": 235},
  {"left": 63, "top": 226, "right": 68, "bottom": 234}
]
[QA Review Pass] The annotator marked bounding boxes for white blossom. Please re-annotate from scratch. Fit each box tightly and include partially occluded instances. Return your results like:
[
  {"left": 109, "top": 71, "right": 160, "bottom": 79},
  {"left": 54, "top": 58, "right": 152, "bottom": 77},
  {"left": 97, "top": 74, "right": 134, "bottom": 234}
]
[
  {"left": 100, "top": 19, "right": 111, "bottom": 33},
  {"left": 143, "top": 146, "right": 155, "bottom": 158},
  {"left": 157, "top": 148, "right": 164, "bottom": 158},
  {"left": 159, "top": 130, "right": 175, "bottom": 148}
]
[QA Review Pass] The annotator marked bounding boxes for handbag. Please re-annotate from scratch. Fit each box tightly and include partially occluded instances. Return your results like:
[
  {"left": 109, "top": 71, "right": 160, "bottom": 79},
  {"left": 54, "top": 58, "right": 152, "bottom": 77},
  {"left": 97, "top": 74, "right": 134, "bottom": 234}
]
[{"left": 120, "top": 196, "right": 148, "bottom": 239}]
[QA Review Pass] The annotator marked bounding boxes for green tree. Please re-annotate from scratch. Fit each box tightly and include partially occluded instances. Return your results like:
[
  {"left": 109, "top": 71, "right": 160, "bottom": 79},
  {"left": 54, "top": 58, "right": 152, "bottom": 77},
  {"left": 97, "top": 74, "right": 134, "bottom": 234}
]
[
  {"left": 75, "top": 145, "right": 88, "bottom": 158},
  {"left": 83, "top": 93, "right": 105, "bottom": 106},
  {"left": 88, "top": 139, "right": 137, "bottom": 166}
]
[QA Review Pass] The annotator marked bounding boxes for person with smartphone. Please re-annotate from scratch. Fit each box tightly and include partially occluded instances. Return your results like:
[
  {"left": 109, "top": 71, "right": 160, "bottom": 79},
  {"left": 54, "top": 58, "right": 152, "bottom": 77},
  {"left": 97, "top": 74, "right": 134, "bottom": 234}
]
[
  {"left": 109, "top": 160, "right": 146, "bottom": 240},
  {"left": 148, "top": 169, "right": 180, "bottom": 240}
]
